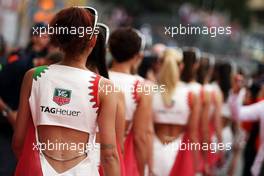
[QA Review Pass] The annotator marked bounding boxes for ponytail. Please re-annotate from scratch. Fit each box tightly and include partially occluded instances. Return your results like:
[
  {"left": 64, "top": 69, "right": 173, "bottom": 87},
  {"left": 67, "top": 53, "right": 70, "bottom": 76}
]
[
  {"left": 87, "top": 27, "right": 109, "bottom": 78},
  {"left": 158, "top": 48, "right": 182, "bottom": 106}
]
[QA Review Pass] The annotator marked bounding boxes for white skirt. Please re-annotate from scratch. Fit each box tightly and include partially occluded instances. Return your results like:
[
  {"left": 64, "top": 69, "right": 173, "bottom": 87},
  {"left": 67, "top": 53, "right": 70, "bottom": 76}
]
[{"left": 152, "top": 134, "right": 183, "bottom": 176}]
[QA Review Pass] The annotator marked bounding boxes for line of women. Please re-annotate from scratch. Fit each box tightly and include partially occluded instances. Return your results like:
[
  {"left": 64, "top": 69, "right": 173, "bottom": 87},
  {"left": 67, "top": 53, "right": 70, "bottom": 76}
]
[{"left": 11, "top": 6, "right": 264, "bottom": 176}]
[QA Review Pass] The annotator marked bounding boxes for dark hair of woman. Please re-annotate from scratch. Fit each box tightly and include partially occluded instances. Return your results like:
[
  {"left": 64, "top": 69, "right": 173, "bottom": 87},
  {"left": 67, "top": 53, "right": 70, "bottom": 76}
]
[
  {"left": 109, "top": 27, "right": 142, "bottom": 63},
  {"left": 86, "top": 26, "right": 109, "bottom": 78},
  {"left": 138, "top": 53, "right": 158, "bottom": 78},
  {"left": 49, "top": 7, "right": 94, "bottom": 57},
  {"left": 197, "top": 53, "right": 215, "bottom": 84},
  {"left": 181, "top": 47, "right": 201, "bottom": 83},
  {"left": 213, "top": 61, "right": 233, "bottom": 101}
]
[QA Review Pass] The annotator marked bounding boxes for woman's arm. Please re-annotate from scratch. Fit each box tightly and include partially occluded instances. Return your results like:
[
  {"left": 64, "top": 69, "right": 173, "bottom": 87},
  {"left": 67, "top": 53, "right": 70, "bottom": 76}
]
[
  {"left": 230, "top": 90, "right": 263, "bottom": 121},
  {"left": 188, "top": 93, "right": 200, "bottom": 172},
  {"left": 133, "top": 82, "right": 153, "bottom": 176},
  {"left": 116, "top": 91, "right": 126, "bottom": 152},
  {"left": 237, "top": 101, "right": 263, "bottom": 121},
  {"left": 12, "top": 69, "right": 34, "bottom": 158},
  {"left": 98, "top": 79, "right": 120, "bottom": 176},
  {"left": 200, "top": 90, "right": 211, "bottom": 173},
  {"left": 201, "top": 91, "right": 210, "bottom": 146}
]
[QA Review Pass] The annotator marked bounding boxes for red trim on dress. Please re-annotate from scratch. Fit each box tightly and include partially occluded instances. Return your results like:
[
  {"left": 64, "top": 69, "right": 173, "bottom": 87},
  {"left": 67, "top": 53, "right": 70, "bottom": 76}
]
[
  {"left": 132, "top": 80, "right": 140, "bottom": 104},
  {"left": 89, "top": 74, "right": 101, "bottom": 113},
  {"left": 188, "top": 91, "right": 193, "bottom": 108}
]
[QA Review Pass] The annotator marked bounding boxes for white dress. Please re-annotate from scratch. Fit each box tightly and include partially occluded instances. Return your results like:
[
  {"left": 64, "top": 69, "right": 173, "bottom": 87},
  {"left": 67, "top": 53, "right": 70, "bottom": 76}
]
[
  {"left": 152, "top": 82, "right": 191, "bottom": 176},
  {"left": 29, "top": 64, "right": 101, "bottom": 176}
]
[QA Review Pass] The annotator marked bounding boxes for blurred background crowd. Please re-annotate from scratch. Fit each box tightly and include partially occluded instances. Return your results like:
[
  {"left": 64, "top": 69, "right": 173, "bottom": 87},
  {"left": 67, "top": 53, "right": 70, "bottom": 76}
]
[{"left": 0, "top": 0, "right": 264, "bottom": 176}]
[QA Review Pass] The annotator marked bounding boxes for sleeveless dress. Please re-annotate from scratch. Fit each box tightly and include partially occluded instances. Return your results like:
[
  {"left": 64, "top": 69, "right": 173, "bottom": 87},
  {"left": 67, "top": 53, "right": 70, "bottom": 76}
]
[
  {"left": 152, "top": 82, "right": 194, "bottom": 176},
  {"left": 15, "top": 64, "right": 101, "bottom": 176},
  {"left": 109, "top": 71, "right": 143, "bottom": 176},
  {"left": 203, "top": 83, "right": 222, "bottom": 169}
]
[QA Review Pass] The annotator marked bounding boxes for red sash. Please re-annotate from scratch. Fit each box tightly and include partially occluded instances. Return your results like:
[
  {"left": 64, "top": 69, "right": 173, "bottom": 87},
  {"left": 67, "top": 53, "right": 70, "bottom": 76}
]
[
  {"left": 169, "top": 133, "right": 195, "bottom": 176},
  {"left": 123, "top": 131, "right": 140, "bottom": 176},
  {"left": 15, "top": 119, "right": 43, "bottom": 176}
]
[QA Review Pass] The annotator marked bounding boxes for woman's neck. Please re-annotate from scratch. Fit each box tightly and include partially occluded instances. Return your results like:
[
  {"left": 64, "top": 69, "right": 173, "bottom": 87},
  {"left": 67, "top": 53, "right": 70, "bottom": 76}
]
[
  {"left": 60, "top": 55, "right": 88, "bottom": 70},
  {"left": 111, "top": 62, "right": 131, "bottom": 74}
]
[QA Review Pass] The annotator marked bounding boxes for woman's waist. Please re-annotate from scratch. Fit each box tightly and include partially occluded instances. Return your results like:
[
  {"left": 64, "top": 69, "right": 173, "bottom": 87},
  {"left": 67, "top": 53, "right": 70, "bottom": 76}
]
[
  {"left": 154, "top": 123, "right": 186, "bottom": 143},
  {"left": 154, "top": 115, "right": 189, "bottom": 125},
  {"left": 37, "top": 126, "right": 98, "bottom": 159},
  {"left": 36, "top": 120, "right": 97, "bottom": 134}
]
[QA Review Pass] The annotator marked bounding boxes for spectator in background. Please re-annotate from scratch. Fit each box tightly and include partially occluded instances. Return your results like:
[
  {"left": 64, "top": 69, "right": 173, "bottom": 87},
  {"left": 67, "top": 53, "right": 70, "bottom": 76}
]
[
  {"left": 0, "top": 34, "right": 17, "bottom": 176},
  {"left": 242, "top": 83, "right": 260, "bottom": 176},
  {"left": 24, "top": 22, "right": 49, "bottom": 67},
  {"left": 0, "top": 22, "right": 49, "bottom": 111},
  {"left": 0, "top": 35, "right": 6, "bottom": 70},
  {"left": 229, "top": 73, "right": 264, "bottom": 176},
  {"left": 0, "top": 22, "right": 49, "bottom": 176}
]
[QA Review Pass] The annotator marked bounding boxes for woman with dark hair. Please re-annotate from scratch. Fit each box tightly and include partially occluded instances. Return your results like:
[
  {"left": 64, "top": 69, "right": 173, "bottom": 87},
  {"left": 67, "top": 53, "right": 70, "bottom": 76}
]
[
  {"left": 12, "top": 7, "right": 120, "bottom": 176},
  {"left": 197, "top": 53, "right": 223, "bottom": 174},
  {"left": 180, "top": 47, "right": 205, "bottom": 173},
  {"left": 212, "top": 61, "right": 243, "bottom": 175},
  {"left": 86, "top": 23, "right": 126, "bottom": 176},
  {"left": 214, "top": 62, "right": 233, "bottom": 102},
  {"left": 108, "top": 27, "right": 153, "bottom": 176},
  {"left": 181, "top": 47, "right": 201, "bottom": 84}
]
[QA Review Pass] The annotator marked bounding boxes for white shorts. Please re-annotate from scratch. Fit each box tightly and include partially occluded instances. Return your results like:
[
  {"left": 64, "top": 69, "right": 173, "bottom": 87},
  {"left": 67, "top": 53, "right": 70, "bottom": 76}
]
[
  {"left": 40, "top": 153, "right": 100, "bottom": 176},
  {"left": 152, "top": 134, "right": 183, "bottom": 176}
]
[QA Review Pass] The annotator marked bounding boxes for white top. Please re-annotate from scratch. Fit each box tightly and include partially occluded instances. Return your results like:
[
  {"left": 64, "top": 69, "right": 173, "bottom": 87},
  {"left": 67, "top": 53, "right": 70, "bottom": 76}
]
[
  {"left": 229, "top": 89, "right": 264, "bottom": 176},
  {"left": 29, "top": 64, "right": 101, "bottom": 134},
  {"left": 188, "top": 82, "right": 202, "bottom": 95},
  {"left": 153, "top": 82, "right": 191, "bottom": 125},
  {"left": 109, "top": 71, "right": 143, "bottom": 121}
]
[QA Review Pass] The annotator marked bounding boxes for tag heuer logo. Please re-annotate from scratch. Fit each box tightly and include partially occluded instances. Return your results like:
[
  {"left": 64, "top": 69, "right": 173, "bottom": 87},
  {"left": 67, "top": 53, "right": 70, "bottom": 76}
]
[{"left": 53, "top": 88, "right": 72, "bottom": 106}]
